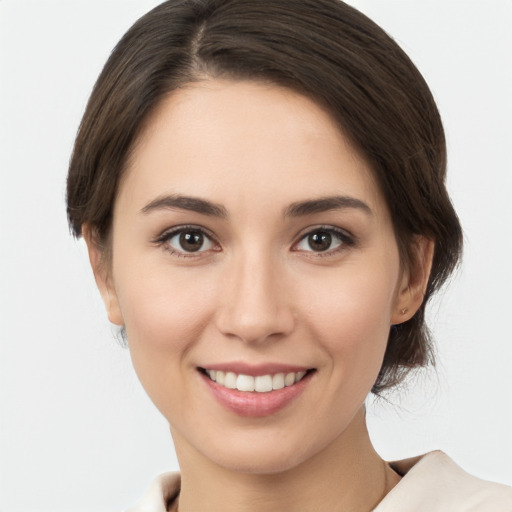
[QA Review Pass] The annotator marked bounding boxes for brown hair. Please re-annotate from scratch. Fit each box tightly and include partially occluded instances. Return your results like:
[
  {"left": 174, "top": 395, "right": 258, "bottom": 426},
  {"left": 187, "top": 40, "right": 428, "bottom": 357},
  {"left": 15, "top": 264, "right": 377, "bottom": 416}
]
[{"left": 67, "top": 0, "right": 463, "bottom": 394}]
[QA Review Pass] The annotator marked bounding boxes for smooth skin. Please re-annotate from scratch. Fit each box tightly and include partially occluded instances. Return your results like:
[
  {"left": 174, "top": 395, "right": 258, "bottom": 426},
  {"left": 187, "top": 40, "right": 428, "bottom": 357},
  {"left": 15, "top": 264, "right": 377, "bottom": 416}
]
[{"left": 85, "top": 79, "right": 433, "bottom": 511}]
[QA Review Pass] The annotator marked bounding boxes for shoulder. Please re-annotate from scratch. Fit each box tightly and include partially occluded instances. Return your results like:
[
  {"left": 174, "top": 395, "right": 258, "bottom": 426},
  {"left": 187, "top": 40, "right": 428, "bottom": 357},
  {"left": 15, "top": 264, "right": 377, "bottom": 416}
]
[
  {"left": 375, "top": 451, "right": 512, "bottom": 512},
  {"left": 123, "top": 472, "right": 180, "bottom": 512},
  {"left": 123, "top": 453, "right": 512, "bottom": 512}
]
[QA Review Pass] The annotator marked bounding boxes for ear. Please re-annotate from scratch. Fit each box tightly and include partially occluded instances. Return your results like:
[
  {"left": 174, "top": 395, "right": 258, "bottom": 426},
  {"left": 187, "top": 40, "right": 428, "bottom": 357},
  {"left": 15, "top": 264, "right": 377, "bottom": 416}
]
[
  {"left": 82, "top": 224, "right": 124, "bottom": 326},
  {"left": 392, "top": 236, "right": 434, "bottom": 325}
]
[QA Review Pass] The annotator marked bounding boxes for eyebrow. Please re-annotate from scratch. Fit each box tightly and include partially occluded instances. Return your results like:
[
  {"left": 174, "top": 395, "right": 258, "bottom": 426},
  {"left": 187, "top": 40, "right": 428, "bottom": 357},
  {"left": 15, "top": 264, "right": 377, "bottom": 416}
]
[
  {"left": 284, "top": 196, "right": 372, "bottom": 217},
  {"left": 140, "top": 193, "right": 372, "bottom": 219},
  {"left": 140, "top": 194, "right": 228, "bottom": 218}
]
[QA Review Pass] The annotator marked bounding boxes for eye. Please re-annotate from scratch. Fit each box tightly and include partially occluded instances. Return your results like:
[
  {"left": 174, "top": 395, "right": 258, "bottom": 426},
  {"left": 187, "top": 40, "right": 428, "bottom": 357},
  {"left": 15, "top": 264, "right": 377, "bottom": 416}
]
[
  {"left": 157, "top": 227, "right": 217, "bottom": 255},
  {"left": 294, "top": 227, "right": 353, "bottom": 254}
]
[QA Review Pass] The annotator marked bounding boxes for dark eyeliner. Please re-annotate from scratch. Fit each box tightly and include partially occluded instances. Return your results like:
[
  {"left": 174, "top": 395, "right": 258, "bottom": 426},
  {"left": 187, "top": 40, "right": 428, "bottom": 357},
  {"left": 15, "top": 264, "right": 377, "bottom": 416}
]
[
  {"left": 294, "top": 225, "right": 357, "bottom": 256},
  {"left": 152, "top": 224, "right": 219, "bottom": 257}
]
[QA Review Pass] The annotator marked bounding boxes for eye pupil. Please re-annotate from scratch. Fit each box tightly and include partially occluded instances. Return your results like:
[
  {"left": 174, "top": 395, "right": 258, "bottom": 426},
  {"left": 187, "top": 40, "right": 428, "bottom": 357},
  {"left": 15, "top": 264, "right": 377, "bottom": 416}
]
[
  {"left": 308, "top": 231, "right": 332, "bottom": 251},
  {"left": 179, "top": 231, "right": 204, "bottom": 252}
]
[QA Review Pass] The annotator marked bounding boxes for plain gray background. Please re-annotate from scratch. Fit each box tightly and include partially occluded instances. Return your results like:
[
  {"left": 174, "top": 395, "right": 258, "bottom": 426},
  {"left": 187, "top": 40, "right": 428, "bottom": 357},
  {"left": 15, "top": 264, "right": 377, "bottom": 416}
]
[{"left": 1, "top": 1, "right": 511, "bottom": 510}]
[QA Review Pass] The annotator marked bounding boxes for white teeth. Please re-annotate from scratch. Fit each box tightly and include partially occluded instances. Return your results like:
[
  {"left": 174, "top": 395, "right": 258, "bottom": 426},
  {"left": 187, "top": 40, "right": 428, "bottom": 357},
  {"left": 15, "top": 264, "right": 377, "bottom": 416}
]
[
  {"left": 284, "top": 372, "right": 296, "bottom": 386},
  {"left": 272, "top": 373, "right": 285, "bottom": 390},
  {"left": 224, "top": 372, "right": 237, "bottom": 389},
  {"left": 236, "top": 374, "right": 255, "bottom": 392},
  {"left": 205, "top": 369, "right": 309, "bottom": 393},
  {"left": 255, "top": 375, "right": 273, "bottom": 393},
  {"left": 295, "top": 371, "right": 306, "bottom": 382}
]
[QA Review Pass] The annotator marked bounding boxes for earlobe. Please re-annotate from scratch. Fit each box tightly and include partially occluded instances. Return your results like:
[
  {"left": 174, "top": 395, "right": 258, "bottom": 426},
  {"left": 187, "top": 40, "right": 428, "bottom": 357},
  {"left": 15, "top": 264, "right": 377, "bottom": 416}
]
[
  {"left": 392, "top": 236, "right": 434, "bottom": 325},
  {"left": 82, "top": 224, "right": 124, "bottom": 326}
]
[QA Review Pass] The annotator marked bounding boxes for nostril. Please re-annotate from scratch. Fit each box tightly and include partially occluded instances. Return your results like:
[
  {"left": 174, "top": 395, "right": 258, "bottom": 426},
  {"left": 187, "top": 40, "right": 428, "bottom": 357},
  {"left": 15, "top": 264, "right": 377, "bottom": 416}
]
[
  {"left": 213, "top": 267, "right": 295, "bottom": 343},
  {"left": 215, "top": 304, "right": 296, "bottom": 345}
]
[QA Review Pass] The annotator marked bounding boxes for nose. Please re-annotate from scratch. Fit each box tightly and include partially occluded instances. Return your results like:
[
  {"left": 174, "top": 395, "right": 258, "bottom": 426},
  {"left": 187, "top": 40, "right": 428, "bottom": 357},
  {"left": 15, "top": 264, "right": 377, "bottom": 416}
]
[{"left": 215, "top": 252, "right": 295, "bottom": 345}]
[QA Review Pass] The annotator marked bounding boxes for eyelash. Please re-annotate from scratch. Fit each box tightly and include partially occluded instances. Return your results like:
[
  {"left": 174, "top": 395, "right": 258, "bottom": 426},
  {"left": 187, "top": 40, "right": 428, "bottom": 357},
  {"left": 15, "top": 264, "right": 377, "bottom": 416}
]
[
  {"left": 153, "top": 225, "right": 220, "bottom": 258},
  {"left": 293, "top": 226, "right": 356, "bottom": 257},
  {"left": 153, "top": 225, "right": 356, "bottom": 258}
]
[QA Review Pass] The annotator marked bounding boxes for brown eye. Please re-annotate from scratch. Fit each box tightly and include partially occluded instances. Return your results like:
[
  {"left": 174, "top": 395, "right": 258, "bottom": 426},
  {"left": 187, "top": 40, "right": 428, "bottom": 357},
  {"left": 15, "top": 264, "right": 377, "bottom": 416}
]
[
  {"left": 295, "top": 228, "right": 348, "bottom": 254},
  {"left": 307, "top": 231, "right": 333, "bottom": 252},
  {"left": 164, "top": 228, "right": 215, "bottom": 254},
  {"left": 179, "top": 231, "right": 204, "bottom": 252}
]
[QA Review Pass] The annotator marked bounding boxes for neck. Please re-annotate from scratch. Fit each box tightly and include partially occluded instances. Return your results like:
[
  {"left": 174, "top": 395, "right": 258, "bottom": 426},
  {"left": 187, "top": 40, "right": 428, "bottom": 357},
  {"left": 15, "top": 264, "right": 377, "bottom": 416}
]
[{"left": 172, "top": 407, "right": 400, "bottom": 512}]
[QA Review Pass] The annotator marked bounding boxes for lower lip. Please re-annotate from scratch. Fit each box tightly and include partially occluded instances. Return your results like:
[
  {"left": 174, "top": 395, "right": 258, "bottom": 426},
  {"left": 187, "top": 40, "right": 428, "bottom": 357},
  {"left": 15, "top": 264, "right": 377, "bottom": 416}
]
[{"left": 201, "top": 372, "right": 312, "bottom": 417}]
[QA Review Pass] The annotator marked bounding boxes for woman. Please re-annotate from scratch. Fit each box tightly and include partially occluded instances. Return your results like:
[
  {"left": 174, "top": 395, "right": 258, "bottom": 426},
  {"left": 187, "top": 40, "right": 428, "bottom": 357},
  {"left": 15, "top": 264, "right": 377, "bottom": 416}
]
[{"left": 66, "top": 0, "right": 512, "bottom": 510}]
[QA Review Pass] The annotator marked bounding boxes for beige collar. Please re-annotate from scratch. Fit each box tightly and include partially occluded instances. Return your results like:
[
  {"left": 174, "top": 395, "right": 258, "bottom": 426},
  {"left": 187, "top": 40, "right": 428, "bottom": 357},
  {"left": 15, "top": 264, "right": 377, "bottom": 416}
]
[{"left": 125, "top": 451, "right": 512, "bottom": 512}]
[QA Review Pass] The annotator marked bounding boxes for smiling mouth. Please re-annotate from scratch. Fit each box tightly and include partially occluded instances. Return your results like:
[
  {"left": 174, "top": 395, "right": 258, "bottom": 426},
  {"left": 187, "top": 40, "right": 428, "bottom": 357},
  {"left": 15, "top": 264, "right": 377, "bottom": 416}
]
[{"left": 199, "top": 368, "right": 314, "bottom": 393}]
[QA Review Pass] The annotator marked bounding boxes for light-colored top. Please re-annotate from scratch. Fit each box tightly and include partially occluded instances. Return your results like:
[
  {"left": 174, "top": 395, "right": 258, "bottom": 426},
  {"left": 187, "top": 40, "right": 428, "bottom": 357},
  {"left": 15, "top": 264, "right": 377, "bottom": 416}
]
[
  {"left": 378, "top": 451, "right": 512, "bottom": 511},
  {"left": 125, "top": 451, "right": 512, "bottom": 511}
]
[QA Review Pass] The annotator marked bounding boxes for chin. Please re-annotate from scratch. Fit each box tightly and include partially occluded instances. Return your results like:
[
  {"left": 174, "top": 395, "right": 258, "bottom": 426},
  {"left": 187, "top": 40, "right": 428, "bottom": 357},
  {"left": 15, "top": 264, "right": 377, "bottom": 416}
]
[
  {"left": 209, "top": 446, "right": 311, "bottom": 476},
  {"left": 193, "top": 424, "right": 338, "bottom": 476}
]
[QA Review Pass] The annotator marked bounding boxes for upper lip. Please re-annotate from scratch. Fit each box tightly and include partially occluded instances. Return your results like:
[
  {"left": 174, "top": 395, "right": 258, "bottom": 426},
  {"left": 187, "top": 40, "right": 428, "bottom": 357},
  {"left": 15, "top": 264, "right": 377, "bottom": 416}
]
[{"left": 198, "top": 362, "right": 313, "bottom": 376}]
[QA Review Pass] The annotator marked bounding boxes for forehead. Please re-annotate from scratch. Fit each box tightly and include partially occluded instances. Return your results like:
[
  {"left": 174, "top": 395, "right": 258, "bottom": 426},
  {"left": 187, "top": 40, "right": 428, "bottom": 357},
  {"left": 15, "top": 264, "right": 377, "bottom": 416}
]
[{"left": 118, "top": 79, "right": 385, "bottom": 216}]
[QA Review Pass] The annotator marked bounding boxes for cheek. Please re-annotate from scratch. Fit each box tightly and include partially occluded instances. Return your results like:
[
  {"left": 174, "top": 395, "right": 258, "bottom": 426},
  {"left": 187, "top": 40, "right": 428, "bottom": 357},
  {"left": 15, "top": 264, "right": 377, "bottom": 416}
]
[
  {"left": 112, "top": 262, "right": 219, "bottom": 404},
  {"left": 115, "top": 247, "right": 221, "bottom": 335},
  {"left": 304, "top": 259, "right": 399, "bottom": 380}
]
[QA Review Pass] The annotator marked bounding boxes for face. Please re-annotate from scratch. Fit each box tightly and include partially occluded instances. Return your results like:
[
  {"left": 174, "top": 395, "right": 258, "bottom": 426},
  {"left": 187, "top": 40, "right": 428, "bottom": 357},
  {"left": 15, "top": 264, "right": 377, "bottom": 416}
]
[{"left": 90, "top": 79, "right": 417, "bottom": 474}]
